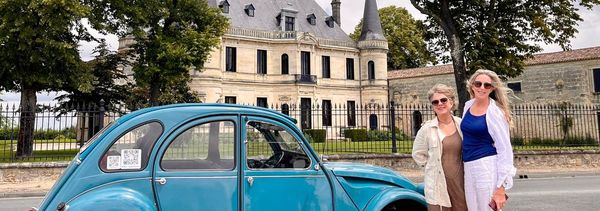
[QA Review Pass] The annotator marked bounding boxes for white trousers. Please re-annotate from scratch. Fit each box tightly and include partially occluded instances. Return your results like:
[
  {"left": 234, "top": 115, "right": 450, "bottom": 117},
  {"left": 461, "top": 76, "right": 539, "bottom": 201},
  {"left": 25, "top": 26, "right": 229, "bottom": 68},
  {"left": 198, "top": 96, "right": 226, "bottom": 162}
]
[{"left": 464, "top": 155, "right": 497, "bottom": 211}]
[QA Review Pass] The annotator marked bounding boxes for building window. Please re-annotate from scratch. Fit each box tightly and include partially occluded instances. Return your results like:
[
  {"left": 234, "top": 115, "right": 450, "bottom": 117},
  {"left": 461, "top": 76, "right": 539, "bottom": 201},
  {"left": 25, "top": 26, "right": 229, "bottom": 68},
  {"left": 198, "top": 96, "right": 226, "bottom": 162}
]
[
  {"left": 322, "top": 100, "right": 332, "bottom": 127},
  {"left": 219, "top": 0, "right": 230, "bottom": 13},
  {"left": 257, "top": 97, "right": 268, "bottom": 108},
  {"left": 225, "top": 96, "right": 236, "bottom": 104},
  {"left": 257, "top": 50, "right": 267, "bottom": 74},
  {"left": 325, "top": 16, "right": 335, "bottom": 28},
  {"left": 307, "top": 14, "right": 316, "bottom": 25},
  {"left": 347, "top": 101, "right": 356, "bottom": 127},
  {"left": 226, "top": 47, "right": 236, "bottom": 72},
  {"left": 322, "top": 56, "right": 330, "bottom": 78},
  {"left": 594, "top": 68, "right": 600, "bottom": 93},
  {"left": 507, "top": 82, "right": 522, "bottom": 93},
  {"left": 368, "top": 61, "right": 375, "bottom": 80},
  {"left": 346, "top": 58, "right": 354, "bottom": 80},
  {"left": 281, "top": 54, "right": 289, "bottom": 74},
  {"left": 281, "top": 104, "right": 290, "bottom": 115},
  {"left": 285, "top": 16, "right": 295, "bottom": 31},
  {"left": 301, "top": 51, "right": 311, "bottom": 75},
  {"left": 244, "top": 4, "right": 255, "bottom": 17}
]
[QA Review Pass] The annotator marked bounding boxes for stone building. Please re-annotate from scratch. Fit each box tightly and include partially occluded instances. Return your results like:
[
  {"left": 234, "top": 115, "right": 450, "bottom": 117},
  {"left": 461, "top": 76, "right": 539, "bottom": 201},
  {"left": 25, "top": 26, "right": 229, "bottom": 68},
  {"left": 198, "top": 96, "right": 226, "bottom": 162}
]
[
  {"left": 388, "top": 46, "right": 600, "bottom": 105},
  {"left": 118, "top": 0, "right": 389, "bottom": 130}
]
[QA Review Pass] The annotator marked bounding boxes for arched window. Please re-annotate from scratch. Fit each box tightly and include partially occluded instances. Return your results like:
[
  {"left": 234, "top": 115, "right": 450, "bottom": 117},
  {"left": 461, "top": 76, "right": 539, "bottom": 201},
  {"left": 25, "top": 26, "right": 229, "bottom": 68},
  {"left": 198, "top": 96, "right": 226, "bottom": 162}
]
[
  {"left": 281, "top": 104, "right": 290, "bottom": 115},
  {"left": 368, "top": 61, "right": 375, "bottom": 80},
  {"left": 281, "top": 54, "right": 289, "bottom": 74},
  {"left": 369, "top": 114, "right": 378, "bottom": 130}
]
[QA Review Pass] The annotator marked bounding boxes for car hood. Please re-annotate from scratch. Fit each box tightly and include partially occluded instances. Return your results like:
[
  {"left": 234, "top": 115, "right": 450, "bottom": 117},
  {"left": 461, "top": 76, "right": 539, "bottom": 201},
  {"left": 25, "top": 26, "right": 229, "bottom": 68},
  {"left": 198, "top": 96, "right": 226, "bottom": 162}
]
[{"left": 323, "top": 162, "right": 418, "bottom": 190}]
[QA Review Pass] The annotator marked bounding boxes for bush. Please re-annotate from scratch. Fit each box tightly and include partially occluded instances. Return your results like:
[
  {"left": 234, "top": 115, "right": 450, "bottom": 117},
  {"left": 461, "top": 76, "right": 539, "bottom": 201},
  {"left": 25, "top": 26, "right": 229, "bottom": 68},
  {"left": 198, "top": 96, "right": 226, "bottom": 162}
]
[
  {"left": 0, "top": 128, "right": 19, "bottom": 139},
  {"left": 303, "top": 129, "right": 326, "bottom": 143},
  {"left": 563, "top": 136, "right": 598, "bottom": 146},
  {"left": 511, "top": 137, "right": 525, "bottom": 146},
  {"left": 344, "top": 129, "right": 368, "bottom": 142},
  {"left": 367, "top": 130, "right": 390, "bottom": 141}
]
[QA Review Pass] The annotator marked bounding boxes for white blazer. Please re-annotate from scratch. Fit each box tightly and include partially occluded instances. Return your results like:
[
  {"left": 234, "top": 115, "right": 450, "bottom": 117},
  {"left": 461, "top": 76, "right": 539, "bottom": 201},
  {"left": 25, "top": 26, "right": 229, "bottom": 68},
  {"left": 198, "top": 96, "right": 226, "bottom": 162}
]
[
  {"left": 412, "top": 116, "right": 463, "bottom": 207},
  {"left": 462, "top": 98, "right": 517, "bottom": 190}
]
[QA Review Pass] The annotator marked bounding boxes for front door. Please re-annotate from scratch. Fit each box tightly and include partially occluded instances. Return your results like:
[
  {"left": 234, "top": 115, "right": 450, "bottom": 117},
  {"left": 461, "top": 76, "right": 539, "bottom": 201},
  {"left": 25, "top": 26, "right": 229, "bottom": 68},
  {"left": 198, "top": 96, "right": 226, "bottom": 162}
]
[
  {"left": 153, "top": 116, "right": 239, "bottom": 211},
  {"left": 242, "top": 116, "right": 332, "bottom": 211}
]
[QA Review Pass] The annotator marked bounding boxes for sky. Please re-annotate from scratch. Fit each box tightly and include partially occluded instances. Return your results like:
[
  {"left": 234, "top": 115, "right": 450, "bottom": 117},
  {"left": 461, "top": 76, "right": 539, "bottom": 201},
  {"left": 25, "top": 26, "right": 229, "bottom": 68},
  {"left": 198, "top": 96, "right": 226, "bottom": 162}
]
[{"left": 2, "top": 0, "right": 600, "bottom": 103}]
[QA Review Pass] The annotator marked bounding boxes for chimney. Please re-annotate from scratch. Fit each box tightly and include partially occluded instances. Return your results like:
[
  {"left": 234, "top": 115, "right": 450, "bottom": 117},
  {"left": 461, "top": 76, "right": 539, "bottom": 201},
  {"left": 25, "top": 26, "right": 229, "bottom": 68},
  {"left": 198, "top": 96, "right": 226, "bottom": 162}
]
[{"left": 331, "top": 0, "right": 341, "bottom": 25}]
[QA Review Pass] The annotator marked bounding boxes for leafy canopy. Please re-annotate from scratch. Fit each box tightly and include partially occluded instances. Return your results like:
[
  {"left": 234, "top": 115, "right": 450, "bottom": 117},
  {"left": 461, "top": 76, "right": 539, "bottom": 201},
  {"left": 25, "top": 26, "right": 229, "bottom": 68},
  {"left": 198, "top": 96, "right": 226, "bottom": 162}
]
[
  {"left": 351, "top": 6, "right": 435, "bottom": 69},
  {"left": 85, "top": 0, "right": 229, "bottom": 106}
]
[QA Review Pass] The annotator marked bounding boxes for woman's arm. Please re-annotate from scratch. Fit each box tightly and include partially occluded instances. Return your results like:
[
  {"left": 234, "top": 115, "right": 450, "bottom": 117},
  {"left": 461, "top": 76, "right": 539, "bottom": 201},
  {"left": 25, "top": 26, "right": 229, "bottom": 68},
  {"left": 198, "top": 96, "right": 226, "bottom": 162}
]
[
  {"left": 490, "top": 110, "right": 517, "bottom": 190},
  {"left": 412, "top": 127, "right": 429, "bottom": 167}
]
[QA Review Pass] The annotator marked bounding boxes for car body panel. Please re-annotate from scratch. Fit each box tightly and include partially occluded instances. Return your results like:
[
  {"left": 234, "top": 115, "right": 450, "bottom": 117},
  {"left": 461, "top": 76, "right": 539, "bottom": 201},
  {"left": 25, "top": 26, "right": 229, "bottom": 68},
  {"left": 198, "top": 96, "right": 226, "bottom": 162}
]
[{"left": 36, "top": 104, "right": 425, "bottom": 211}]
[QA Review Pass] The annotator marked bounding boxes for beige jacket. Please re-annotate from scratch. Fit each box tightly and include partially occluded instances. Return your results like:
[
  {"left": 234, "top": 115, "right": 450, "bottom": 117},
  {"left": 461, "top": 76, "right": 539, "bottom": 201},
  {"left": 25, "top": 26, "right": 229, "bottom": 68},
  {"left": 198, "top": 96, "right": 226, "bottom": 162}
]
[{"left": 411, "top": 116, "right": 463, "bottom": 207}]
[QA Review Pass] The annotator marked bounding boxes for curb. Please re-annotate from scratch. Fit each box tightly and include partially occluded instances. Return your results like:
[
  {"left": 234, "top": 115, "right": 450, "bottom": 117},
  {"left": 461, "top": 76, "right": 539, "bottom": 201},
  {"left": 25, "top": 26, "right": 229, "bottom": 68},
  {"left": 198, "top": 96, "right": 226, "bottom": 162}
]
[{"left": 0, "top": 191, "right": 46, "bottom": 198}]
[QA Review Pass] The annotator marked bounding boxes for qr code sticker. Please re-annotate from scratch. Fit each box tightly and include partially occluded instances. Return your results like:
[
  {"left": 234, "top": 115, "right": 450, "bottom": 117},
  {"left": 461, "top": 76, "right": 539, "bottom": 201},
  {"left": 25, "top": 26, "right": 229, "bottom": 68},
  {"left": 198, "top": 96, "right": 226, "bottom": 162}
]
[
  {"left": 120, "top": 149, "right": 142, "bottom": 169},
  {"left": 106, "top": 156, "right": 121, "bottom": 170}
]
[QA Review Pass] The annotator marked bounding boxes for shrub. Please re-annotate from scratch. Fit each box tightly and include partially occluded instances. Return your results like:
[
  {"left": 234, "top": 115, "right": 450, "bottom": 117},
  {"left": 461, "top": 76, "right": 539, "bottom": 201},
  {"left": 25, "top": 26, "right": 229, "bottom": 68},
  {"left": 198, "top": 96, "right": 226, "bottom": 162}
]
[
  {"left": 303, "top": 129, "right": 326, "bottom": 143},
  {"left": 563, "top": 136, "right": 598, "bottom": 146},
  {"left": 367, "top": 130, "right": 390, "bottom": 141},
  {"left": 0, "top": 128, "right": 19, "bottom": 140},
  {"left": 344, "top": 129, "right": 368, "bottom": 142},
  {"left": 511, "top": 137, "right": 525, "bottom": 146}
]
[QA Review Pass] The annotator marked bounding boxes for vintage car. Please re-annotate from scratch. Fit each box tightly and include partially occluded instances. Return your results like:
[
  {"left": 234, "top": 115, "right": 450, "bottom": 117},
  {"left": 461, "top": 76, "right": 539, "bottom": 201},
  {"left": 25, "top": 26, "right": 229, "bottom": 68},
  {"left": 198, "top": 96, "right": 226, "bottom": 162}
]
[{"left": 35, "top": 104, "right": 426, "bottom": 211}]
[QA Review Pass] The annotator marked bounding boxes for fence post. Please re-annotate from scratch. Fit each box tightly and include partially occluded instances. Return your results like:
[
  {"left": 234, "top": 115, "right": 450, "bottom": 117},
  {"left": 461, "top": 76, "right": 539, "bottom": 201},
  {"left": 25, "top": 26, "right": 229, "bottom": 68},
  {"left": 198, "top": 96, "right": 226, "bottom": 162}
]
[
  {"left": 390, "top": 101, "right": 397, "bottom": 153},
  {"left": 98, "top": 100, "right": 105, "bottom": 131}
]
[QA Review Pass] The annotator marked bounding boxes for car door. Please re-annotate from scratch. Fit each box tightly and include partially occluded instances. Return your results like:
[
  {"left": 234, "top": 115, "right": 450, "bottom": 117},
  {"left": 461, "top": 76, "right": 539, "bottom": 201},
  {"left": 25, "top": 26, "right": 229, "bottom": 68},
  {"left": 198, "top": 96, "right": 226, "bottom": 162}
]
[
  {"left": 242, "top": 116, "right": 333, "bottom": 211},
  {"left": 153, "top": 116, "right": 239, "bottom": 211}
]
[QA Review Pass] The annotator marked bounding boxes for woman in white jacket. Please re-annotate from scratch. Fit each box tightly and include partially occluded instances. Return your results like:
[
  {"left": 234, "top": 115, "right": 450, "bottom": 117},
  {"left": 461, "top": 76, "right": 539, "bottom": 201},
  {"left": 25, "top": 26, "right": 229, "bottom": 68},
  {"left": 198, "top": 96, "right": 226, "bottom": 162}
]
[
  {"left": 461, "top": 69, "right": 517, "bottom": 211},
  {"left": 412, "top": 84, "right": 467, "bottom": 211}
]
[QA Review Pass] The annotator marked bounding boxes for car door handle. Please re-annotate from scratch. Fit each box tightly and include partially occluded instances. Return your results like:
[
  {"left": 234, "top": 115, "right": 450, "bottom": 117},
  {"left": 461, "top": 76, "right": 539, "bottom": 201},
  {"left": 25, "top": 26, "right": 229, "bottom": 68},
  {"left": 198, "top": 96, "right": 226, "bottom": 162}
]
[
  {"left": 154, "top": 177, "right": 167, "bottom": 185},
  {"left": 247, "top": 176, "right": 254, "bottom": 187}
]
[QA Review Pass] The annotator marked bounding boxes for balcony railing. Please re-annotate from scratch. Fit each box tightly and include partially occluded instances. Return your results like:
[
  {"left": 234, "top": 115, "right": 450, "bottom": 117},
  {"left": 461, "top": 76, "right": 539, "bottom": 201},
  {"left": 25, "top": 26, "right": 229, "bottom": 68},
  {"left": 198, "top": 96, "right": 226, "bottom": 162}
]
[{"left": 294, "top": 74, "right": 317, "bottom": 84}]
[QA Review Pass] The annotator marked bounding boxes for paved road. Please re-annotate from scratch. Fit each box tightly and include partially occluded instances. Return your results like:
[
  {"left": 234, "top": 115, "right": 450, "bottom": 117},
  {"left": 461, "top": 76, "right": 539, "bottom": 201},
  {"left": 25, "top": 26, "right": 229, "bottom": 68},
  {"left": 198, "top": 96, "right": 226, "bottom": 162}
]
[{"left": 2, "top": 175, "right": 600, "bottom": 211}]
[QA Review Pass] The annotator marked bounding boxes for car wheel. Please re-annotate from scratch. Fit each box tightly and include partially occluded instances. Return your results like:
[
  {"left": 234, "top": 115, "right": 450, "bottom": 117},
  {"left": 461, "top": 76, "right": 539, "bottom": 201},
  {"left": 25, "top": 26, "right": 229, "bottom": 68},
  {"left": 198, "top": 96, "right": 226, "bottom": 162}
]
[{"left": 381, "top": 199, "right": 426, "bottom": 211}]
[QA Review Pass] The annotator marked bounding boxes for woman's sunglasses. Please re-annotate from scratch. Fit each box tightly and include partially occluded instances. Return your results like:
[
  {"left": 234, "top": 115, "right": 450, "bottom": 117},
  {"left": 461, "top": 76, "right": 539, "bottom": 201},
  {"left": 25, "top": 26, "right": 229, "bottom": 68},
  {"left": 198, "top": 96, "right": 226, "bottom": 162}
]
[
  {"left": 431, "top": 97, "right": 449, "bottom": 106},
  {"left": 472, "top": 81, "right": 494, "bottom": 89}
]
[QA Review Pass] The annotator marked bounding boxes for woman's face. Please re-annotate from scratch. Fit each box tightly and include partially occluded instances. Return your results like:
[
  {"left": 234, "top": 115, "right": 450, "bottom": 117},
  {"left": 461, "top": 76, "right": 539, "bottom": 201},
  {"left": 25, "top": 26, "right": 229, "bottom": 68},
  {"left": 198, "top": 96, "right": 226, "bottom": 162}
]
[
  {"left": 471, "top": 74, "right": 495, "bottom": 100},
  {"left": 430, "top": 93, "right": 453, "bottom": 116}
]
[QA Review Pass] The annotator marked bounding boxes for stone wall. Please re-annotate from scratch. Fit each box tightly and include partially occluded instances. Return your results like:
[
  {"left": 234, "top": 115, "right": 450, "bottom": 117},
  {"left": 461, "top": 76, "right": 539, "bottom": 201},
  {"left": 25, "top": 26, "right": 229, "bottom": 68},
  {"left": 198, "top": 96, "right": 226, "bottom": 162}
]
[
  {"left": 388, "top": 59, "right": 600, "bottom": 105},
  {"left": 2, "top": 151, "right": 599, "bottom": 183}
]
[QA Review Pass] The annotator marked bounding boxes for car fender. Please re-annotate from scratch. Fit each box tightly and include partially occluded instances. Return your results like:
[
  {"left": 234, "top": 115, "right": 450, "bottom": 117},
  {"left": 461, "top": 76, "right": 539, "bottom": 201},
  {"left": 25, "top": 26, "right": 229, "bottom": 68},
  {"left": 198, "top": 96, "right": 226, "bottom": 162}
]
[
  {"left": 363, "top": 187, "right": 426, "bottom": 211},
  {"left": 65, "top": 187, "right": 156, "bottom": 211}
]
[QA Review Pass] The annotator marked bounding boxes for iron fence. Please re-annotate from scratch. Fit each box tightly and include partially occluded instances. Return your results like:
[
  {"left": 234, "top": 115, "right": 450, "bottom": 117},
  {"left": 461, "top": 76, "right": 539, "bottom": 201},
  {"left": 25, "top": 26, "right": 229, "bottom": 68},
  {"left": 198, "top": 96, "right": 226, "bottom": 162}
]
[{"left": 1, "top": 102, "right": 599, "bottom": 162}]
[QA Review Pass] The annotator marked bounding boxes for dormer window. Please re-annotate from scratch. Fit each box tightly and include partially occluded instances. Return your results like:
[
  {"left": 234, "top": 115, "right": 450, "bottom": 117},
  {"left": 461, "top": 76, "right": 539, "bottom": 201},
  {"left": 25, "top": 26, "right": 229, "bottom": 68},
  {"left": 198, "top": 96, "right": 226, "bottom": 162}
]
[
  {"left": 244, "top": 4, "right": 255, "bottom": 17},
  {"left": 325, "top": 16, "right": 335, "bottom": 28},
  {"left": 219, "top": 0, "right": 230, "bottom": 13},
  {"left": 307, "top": 14, "right": 316, "bottom": 25},
  {"left": 285, "top": 16, "right": 295, "bottom": 31}
]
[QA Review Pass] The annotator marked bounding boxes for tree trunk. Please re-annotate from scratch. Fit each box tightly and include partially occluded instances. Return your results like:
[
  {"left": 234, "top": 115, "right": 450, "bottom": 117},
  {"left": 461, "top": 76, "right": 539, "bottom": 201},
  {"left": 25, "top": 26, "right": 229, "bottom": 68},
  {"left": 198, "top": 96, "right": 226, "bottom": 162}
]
[
  {"left": 16, "top": 87, "right": 37, "bottom": 158},
  {"left": 149, "top": 74, "right": 160, "bottom": 106}
]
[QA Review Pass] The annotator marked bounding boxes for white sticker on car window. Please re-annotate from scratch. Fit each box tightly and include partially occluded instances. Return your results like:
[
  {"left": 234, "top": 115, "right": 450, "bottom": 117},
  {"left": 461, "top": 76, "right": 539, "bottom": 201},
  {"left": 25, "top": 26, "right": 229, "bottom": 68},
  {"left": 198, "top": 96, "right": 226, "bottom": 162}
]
[
  {"left": 107, "top": 156, "right": 122, "bottom": 170},
  {"left": 120, "top": 149, "right": 142, "bottom": 169}
]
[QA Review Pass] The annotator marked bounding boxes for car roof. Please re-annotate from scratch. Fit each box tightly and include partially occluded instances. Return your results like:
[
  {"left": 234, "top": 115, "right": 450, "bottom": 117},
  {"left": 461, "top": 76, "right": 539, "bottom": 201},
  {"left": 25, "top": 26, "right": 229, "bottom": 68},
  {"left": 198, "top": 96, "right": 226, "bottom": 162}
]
[{"left": 117, "top": 103, "right": 297, "bottom": 124}]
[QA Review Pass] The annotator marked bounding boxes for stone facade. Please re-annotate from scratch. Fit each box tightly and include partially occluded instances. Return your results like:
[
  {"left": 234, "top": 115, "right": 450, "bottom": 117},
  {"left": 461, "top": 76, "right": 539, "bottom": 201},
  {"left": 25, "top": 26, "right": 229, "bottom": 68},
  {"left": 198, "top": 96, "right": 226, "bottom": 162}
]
[{"left": 388, "top": 47, "right": 600, "bottom": 105}]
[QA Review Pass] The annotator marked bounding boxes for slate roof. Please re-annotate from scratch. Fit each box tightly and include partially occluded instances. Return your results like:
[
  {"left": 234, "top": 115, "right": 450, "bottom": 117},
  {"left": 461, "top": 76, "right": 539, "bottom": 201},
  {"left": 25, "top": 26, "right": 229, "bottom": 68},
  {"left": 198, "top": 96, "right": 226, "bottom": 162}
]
[
  {"left": 388, "top": 46, "right": 600, "bottom": 80},
  {"left": 208, "top": 0, "right": 353, "bottom": 42},
  {"left": 359, "top": 0, "right": 385, "bottom": 41}
]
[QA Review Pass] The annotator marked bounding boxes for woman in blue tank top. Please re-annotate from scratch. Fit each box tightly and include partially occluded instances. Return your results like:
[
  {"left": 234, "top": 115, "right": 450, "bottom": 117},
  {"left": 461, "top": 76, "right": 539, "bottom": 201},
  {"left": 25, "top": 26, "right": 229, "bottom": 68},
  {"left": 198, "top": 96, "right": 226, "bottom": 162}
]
[{"left": 461, "top": 69, "right": 517, "bottom": 211}]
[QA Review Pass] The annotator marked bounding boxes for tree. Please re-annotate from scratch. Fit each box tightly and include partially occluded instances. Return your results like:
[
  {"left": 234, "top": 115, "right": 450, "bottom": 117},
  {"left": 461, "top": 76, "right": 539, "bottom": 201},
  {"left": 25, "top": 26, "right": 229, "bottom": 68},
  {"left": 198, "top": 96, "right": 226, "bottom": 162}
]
[
  {"left": 350, "top": 6, "right": 436, "bottom": 70},
  {"left": 85, "top": 0, "right": 229, "bottom": 106},
  {"left": 54, "top": 40, "right": 131, "bottom": 114},
  {"left": 0, "top": 0, "right": 92, "bottom": 157},
  {"left": 408, "top": 0, "right": 600, "bottom": 114}
]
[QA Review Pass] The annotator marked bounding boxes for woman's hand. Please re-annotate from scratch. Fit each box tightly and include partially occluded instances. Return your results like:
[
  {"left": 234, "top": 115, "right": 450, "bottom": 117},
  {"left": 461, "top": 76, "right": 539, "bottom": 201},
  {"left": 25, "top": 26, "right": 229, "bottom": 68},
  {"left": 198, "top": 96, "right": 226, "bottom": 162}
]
[{"left": 492, "top": 186, "right": 507, "bottom": 209}]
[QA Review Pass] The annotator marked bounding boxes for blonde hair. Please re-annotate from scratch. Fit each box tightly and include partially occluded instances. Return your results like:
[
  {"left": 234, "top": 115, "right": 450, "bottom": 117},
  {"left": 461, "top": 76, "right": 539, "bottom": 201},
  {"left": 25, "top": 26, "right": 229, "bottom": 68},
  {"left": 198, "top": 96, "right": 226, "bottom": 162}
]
[
  {"left": 466, "top": 69, "right": 512, "bottom": 123},
  {"left": 427, "top": 84, "right": 457, "bottom": 110}
]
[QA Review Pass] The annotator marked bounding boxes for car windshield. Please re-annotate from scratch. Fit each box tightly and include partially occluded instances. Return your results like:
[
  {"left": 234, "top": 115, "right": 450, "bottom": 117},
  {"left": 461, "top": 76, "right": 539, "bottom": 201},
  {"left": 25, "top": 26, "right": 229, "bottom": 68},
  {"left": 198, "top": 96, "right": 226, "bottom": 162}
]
[{"left": 78, "top": 122, "right": 115, "bottom": 157}]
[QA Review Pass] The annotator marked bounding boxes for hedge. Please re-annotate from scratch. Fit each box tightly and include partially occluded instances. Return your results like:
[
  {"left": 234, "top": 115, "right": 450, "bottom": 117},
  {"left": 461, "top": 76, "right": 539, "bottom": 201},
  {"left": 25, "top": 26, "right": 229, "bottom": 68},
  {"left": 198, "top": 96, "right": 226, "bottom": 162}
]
[
  {"left": 344, "top": 129, "right": 368, "bottom": 142},
  {"left": 0, "top": 127, "right": 76, "bottom": 140},
  {"left": 303, "top": 129, "right": 326, "bottom": 143}
]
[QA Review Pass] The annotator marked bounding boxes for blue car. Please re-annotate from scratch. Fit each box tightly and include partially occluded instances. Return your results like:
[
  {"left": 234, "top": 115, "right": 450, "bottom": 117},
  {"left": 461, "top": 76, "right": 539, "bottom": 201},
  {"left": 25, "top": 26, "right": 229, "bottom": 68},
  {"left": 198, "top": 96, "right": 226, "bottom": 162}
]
[{"left": 35, "top": 104, "right": 426, "bottom": 211}]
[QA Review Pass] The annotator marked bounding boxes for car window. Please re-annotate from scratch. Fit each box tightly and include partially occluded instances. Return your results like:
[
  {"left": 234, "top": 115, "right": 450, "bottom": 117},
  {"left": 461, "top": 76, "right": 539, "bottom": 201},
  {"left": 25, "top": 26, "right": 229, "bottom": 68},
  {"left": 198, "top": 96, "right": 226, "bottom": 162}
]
[
  {"left": 161, "top": 121, "right": 235, "bottom": 171},
  {"left": 246, "top": 121, "right": 310, "bottom": 169},
  {"left": 100, "top": 121, "right": 163, "bottom": 172}
]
